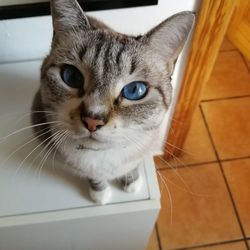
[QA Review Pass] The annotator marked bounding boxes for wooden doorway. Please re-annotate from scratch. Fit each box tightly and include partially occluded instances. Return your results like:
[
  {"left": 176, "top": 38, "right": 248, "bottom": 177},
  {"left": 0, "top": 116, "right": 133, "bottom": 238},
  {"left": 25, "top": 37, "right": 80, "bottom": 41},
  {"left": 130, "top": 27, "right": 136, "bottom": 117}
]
[{"left": 164, "top": 0, "right": 236, "bottom": 159}]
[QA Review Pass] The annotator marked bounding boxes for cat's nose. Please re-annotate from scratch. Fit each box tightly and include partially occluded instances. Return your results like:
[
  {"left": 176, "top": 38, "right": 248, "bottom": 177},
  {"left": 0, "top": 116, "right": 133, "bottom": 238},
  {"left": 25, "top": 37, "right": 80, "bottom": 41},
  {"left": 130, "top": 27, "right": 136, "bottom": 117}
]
[{"left": 82, "top": 117, "right": 105, "bottom": 132}]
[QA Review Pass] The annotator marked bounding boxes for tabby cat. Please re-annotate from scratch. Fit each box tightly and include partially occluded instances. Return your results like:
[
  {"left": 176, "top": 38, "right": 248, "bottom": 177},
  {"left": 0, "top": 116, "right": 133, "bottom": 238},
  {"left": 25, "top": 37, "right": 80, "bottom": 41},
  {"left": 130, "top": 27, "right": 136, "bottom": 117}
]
[{"left": 31, "top": 0, "right": 194, "bottom": 204}]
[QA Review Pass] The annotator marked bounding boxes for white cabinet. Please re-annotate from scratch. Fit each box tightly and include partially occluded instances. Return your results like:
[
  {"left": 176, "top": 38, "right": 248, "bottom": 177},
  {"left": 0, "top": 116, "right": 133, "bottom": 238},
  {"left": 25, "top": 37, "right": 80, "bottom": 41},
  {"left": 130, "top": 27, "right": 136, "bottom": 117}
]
[
  {"left": 0, "top": 1, "right": 199, "bottom": 248},
  {"left": 0, "top": 61, "right": 160, "bottom": 250}
]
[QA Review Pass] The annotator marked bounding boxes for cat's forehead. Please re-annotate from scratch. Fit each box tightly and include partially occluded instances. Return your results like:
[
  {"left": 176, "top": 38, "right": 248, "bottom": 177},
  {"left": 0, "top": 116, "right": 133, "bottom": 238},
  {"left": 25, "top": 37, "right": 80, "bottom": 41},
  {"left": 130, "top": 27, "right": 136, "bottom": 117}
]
[
  {"left": 77, "top": 30, "right": 144, "bottom": 79},
  {"left": 50, "top": 29, "right": 161, "bottom": 92},
  {"left": 81, "top": 29, "right": 138, "bottom": 47},
  {"left": 55, "top": 29, "right": 143, "bottom": 71}
]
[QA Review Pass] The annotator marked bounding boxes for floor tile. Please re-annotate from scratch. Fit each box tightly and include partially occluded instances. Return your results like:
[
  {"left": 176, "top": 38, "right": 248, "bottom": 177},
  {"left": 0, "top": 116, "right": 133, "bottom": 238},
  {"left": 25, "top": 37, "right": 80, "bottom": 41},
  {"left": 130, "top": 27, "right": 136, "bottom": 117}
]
[
  {"left": 222, "top": 159, "right": 250, "bottom": 237},
  {"left": 202, "top": 51, "right": 250, "bottom": 100},
  {"left": 146, "top": 228, "right": 160, "bottom": 250},
  {"left": 201, "top": 98, "right": 250, "bottom": 159},
  {"left": 194, "top": 241, "right": 247, "bottom": 250},
  {"left": 156, "top": 109, "right": 216, "bottom": 169},
  {"left": 157, "top": 163, "right": 242, "bottom": 249},
  {"left": 220, "top": 38, "right": 236, "bottom": 52}
]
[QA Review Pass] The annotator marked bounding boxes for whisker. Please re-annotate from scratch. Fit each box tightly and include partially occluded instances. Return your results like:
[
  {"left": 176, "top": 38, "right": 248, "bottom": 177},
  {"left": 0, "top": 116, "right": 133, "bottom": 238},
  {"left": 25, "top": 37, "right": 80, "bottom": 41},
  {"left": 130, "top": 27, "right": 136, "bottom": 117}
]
[
  {"left": 123, "top": 133, "right": 199, "bottom": 198},
  {"left": 156, "top": 170, "right": 173, "bottom": 224},
  {"left": 37, "top": 130, "right": 68, "bottom": 180},
  {"left": 31, "top": 130, "right": 65, "bottom": 173},
  {"left": 14, "top": 110, "right": 57, "bottom": 126},
  {"left": 122, "top": 134, "right": 148, "bottom": 154},
  {"left": 156, "top": 154, "right": 194, "bottom": 196},
  {"left": 52, "top": 131, "right": 70, "bottom": 172},
  {"left": 164, "top": 142, "right": 194, "bottom": 157},
  {"left": 157, "top": 168, "right": 209, "bottom": 197},
  {"left": 11, "top": 130, "right": 62, "bottom": 181},
  {"left": 162, "top": 148, "right": 192, "bottom": 168},
  {"left": 126, "top": 126, "right": 191, "bottom": 157},
  {"left": 0, "top": 121, "right": 61, "bottom": 144},
  {"left": 0, "top": 126, "right": 58, "bottom": 170}
]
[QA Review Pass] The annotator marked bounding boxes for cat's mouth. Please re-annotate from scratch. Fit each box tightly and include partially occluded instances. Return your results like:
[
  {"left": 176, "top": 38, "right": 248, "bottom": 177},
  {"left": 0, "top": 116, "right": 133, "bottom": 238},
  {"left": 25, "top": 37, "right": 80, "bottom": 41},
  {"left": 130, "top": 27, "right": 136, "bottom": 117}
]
[
  {"left": 75, "top": 132, "right": 107, "bottom": 142},
  {"left": 71, "top": 132, "right": 114, "bottom": 150},
  {"left": 75, "top": 138, "right": 113, "bottom": 151},
  {"left": 76, "top": 143, "right": 105, "bottom": 151}
]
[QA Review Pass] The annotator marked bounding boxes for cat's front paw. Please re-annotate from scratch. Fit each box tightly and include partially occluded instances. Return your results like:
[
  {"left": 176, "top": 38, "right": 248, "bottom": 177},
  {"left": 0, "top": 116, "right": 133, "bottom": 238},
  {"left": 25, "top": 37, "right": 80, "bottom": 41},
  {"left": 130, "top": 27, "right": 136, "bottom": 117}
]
[
  {"left": 123, "top": 175, "right": 143, "bottom": 193},
  {"left": 89, "top": 186, "right": 111, "bottom": 205}
]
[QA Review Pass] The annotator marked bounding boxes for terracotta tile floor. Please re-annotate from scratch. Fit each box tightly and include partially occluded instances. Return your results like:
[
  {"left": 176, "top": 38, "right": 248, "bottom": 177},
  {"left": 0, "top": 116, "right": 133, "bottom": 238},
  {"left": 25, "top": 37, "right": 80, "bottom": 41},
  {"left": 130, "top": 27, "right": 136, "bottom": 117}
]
[{"left": 147, "top": 38, "right": 250, "bottom": 250}]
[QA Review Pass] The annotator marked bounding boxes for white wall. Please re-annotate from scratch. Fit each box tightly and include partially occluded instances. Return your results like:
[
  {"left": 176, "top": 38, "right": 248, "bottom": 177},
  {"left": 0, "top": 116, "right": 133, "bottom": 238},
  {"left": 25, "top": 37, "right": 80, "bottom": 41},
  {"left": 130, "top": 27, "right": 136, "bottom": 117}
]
[
  {"left": 0, "top": 0, "right": 200, "bottom": 153},
  {"left": 0, "top": 0, "right": 199, "bottom": 63}
]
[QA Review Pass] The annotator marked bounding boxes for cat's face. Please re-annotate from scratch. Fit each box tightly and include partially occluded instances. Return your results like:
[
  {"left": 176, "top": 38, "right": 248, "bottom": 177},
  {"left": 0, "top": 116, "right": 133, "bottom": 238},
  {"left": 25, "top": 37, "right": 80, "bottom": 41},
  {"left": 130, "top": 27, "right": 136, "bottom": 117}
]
[{"left": 39, "top": 0, "right": 194, "bottom": 150}]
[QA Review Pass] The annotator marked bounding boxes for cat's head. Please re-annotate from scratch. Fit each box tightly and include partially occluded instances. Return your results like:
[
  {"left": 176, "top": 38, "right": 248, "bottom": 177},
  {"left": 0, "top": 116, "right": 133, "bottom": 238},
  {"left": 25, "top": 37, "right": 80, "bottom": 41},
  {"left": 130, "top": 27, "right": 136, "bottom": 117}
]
[{"left": 39, "top": 0, "right": 194, "bottom": 150}]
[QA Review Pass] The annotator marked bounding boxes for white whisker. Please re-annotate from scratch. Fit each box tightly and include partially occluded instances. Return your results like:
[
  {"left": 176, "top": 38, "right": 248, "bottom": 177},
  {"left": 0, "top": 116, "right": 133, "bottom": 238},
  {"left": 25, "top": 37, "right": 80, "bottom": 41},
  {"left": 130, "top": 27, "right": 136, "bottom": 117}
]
[
  {"left": 11, "top": 130, "right": 62, "bottom": 181},
  {"left": 127, "top": 132, "right": 193, "bottom": 196},
  {"left": 31, "top": 130, "right": 65, "bottom": 172},
  {"left": 15, "top": 110, "right": 56, "bottom": 126},
  {"left": 0, "top": 121, "right": 61, "bottom": 144},
  {"left": 156, "top": 155, "right": 193, "bottom": 196},
  {"left": 156, "top": 170, "right": 173, "bottom": 224},
  {"left": 164, "top": 141, "right": 194, "bottom": 156},
  {"left": 124, "top": 132, "right": 204, "bottom": 198},
  {"left": 37, "top": 130, "right": 68, "bottom": 178},
  {"left": 37, "top": 130, "right": 68, "bottom": 180},
  {"left": 52, "top": 131, "right": 71, "bottom": 172},
  {"left": 157, "top": 169, "right": 209, "bottom": 197},
  {"left": 0, "top": 126, "right": 57, "bottom": 170}
]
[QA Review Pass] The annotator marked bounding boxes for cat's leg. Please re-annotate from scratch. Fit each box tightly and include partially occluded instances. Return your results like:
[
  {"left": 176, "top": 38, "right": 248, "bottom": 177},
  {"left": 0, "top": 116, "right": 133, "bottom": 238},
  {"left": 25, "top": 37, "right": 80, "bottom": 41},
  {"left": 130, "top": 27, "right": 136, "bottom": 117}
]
[
  {"left": 88, "top": 179, "right": 111, "bottom": 205},
  {"left": 121, "top": 168, "right": 142, "bottom": 193}
]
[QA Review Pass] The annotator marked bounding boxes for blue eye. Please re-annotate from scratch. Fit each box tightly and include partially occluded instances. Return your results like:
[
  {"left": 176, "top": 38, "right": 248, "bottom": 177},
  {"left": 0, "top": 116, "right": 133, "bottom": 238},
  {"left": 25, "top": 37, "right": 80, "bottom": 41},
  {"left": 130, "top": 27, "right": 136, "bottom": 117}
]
[
  {"left": 61, "top": 65, "right": 84, "bottom": 89},
  {"left": 122, "top": 81, "right": 148, "bottom": 100}
]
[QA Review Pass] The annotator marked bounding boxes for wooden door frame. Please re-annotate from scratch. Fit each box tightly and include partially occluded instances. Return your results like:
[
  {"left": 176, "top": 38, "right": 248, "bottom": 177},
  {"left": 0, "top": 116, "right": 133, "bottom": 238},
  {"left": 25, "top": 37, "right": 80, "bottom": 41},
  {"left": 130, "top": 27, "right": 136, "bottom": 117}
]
[
  {"left": 227, "top": 0, "right": 250, "bottom": 61},
  {"left": 164, "top": 0, "right": 236, "bottom": 159}
]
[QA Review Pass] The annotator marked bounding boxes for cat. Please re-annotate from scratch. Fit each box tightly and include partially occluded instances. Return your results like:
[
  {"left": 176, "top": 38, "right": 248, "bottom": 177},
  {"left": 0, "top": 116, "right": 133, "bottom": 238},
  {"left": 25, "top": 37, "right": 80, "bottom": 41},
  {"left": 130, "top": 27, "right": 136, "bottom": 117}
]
[{"left": 31, "top": 0, "right": 194, "bottom": 204}]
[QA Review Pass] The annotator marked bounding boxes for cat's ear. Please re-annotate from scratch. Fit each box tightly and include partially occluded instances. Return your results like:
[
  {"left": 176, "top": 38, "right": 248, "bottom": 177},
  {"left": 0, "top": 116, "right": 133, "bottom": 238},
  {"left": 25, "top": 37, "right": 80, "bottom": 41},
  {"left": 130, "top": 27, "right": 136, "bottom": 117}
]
[
  {"left": 143, "top": 11, "right": 195, "bottom": 66},
  {"left": 50, "top": 0, "right": 90, "bottom": 32}
]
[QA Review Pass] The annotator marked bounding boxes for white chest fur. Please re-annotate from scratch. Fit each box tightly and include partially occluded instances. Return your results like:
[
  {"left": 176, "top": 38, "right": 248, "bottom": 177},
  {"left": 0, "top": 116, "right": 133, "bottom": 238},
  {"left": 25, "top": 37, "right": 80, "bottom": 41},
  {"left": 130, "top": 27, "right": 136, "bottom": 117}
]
[{"left": 60, "top": 136, "right": 155, "bottom": 180}]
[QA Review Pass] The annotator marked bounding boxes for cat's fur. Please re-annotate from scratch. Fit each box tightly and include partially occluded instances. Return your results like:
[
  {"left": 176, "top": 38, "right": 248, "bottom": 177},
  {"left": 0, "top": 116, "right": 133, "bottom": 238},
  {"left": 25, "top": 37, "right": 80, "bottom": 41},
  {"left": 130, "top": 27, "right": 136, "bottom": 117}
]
[{"left": 31, "top": 0, "right": 194, "bottom": 204}]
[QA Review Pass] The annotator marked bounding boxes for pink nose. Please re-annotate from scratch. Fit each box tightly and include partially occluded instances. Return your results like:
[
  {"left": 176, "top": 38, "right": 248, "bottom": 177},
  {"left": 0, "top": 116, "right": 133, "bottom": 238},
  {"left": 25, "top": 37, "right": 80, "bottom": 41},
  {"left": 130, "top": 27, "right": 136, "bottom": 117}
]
[{"left": 82, "top": 117, "right": 105, "bottom": 132}]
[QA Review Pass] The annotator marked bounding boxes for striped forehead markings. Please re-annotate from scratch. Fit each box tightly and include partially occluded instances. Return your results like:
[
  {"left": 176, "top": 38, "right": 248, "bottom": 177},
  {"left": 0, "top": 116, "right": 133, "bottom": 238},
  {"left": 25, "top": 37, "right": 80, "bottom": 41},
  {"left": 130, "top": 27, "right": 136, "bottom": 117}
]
[
  {"left": 94, "top": 33, "right": 106, "bottom": 59},
  {"left": 78, "top": 35, "right": 138, "bottom": 82},
  {"left": 115, "top": 43, "right": 125, "bottom": 65},
  {"left": 103, "top": 42, "right": 112, "bottom": 73},
  {"left": 129, "top": 57, "right": 137, "bottom": 75},
  {"left": 79, "top": 46, "right": 87, "bottom": 61}
]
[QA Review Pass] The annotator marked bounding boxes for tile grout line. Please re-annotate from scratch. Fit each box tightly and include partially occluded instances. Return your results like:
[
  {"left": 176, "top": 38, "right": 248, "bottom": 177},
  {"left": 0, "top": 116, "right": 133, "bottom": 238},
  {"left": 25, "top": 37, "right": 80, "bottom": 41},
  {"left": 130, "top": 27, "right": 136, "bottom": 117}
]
[
  {"left": 199, "top": 104, "right": 250, "bottom": 250},
  {"left": 157, "top": 160, "right": 218, "bottom": 171},
  {"left": 157, "top": 155, "right": 250, "bottom": 171},
  {"left": 171, "top": 238, "right": 247, "bottom": 250},
  {"left": 221, "top": 156, "right": 250, "bottom": 162},
  {"left": 155, "top": 223, "right": 163, "bottom": 250},
  {"left": 201, "top": 95, "right": 250, "bottom": 103},
  {"left": 219, "top": 49, "right": 237, "bottom": 53},
  {"left": 239, "top": 52, "right": 250, "bottom": 73}
]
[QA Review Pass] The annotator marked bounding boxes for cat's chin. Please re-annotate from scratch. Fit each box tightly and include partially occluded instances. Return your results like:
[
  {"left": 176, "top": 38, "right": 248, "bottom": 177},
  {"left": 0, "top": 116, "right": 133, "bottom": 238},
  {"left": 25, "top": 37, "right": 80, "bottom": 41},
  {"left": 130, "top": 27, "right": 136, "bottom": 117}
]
[
  {"left": 75, "top": 141, "right": 114, "bottom": 151},
  {"left": 75, "top": 143, "right": 109, "bottom": 151},
  {"left": 72, "top": 136, "right": 116, "bottom": 151}
]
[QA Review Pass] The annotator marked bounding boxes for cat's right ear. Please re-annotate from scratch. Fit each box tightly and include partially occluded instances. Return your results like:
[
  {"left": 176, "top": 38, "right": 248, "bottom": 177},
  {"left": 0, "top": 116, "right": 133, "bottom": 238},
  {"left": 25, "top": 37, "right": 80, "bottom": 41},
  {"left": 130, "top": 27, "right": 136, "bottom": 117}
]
[
  {"left": 50, "top": 0, "right": 90, "bottom": 32},
  {"left": 142, "top": 11, "right": 195, "bottom": 73}
]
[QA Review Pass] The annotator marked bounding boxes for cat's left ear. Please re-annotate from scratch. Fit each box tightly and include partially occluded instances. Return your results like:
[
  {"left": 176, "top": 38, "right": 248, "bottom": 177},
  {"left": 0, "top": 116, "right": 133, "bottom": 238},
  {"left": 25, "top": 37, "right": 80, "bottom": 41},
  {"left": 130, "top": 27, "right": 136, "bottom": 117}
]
[
  {"left": 50, "top": 0, "right": 90, "bottom": 32},
  {"left": 143, "top": 11, "right": 195, "bottom": 69}
]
